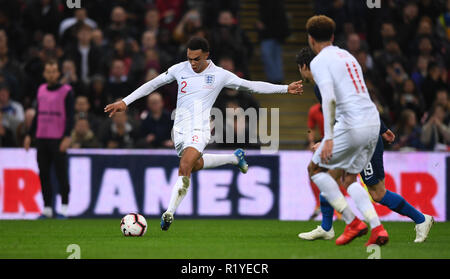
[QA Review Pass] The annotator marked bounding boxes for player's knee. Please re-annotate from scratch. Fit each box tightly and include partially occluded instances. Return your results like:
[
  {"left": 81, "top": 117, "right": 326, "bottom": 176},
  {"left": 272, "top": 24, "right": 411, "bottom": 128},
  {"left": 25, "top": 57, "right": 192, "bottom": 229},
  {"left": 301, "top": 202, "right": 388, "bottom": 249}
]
[
  {"left": 368, "top": 185, "right": 386, "bottom": 202},
  {"left": 342, "top": 174, "right": 357, "bottom": 188},
  {"left": 178, "top": 161, "right": 193, "bottom": 177},
  {"left": 308, "top": 162, "right": 320, "bottom": 178}
]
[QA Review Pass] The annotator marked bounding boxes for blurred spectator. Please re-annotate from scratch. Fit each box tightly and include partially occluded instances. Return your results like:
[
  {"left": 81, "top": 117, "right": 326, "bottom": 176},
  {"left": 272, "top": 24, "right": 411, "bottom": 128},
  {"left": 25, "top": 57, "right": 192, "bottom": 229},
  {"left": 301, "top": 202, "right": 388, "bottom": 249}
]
[
  {"left": 141, "top": 30, "right": 172, "bottom": 73},
  {"left": 397, "top": 79, "right": 424, "bottom": 120},
  {"left": 0, "top": 83, "right": 24, "bottom": 140},
  {"left": 438, "top": 0, "right": 450, "bottom": 41},
  {"left": 105, "top": 59, "right": 132, "bottom": 102},
  {"left": 156, "top": 0, "right": 185, "bottom": 33},
  {"left": 210, "top": 10, "right": 253, "bottom": 78},
  {"left": 60, "top": 59, "right": 86, "bottom": 96},
  {"left": 411, "top": 55, "right": 430, "bottom": 89},
  {"left": 0, "top": 111, "right": 15, "bottom": 147},
  {"left": 22, "top": 0, "right": 61, "bottom": 45},
  {"left": 100, "top": 110, "right": 137, "bottom": 149},
  {"left": 88, "top": 74, "right": 108, "bottom": 117},
  {"left": 392, "top": 109, "right": 424, "bottom": 151},
  {"left": 137, "top": 92, "right": 173, "bottom": 148},
  {"left": 256, "top": 0, "right": 290, "bottom": 84},
  {"left": 0, "top": 30, "right": 24, "bottom": 100},
  {"left": 74, "top": 95, "right": 100, "bottom": 133},
  {"left": 142, "top": 8, "right": 161, "bottom": 35},
  {"left": 16, "top": 108, "right": 36, "bottom": 148},
  {"left": 421, "top": 62, "right": 448, "bottom": 111},
  {"left": 396, "top": 2, "right": 420, "bottom": 54},
  {"left": 65, "top": 24, "right": 102, "bottom": 85},
  {"left": 173, "top": 9, "right": 203, "bottom": 45},
  {"left": 59, "top": 7, "right": 98, "bottom": 47},
  {"left": 70, "top": 115, "right": 101, "bottom": 148},
  {"left": 105, "top": 6, "right": 138, "bottom": 42},
  {"left": 420, "top": 104, "right": 450, "bottom": 151}
]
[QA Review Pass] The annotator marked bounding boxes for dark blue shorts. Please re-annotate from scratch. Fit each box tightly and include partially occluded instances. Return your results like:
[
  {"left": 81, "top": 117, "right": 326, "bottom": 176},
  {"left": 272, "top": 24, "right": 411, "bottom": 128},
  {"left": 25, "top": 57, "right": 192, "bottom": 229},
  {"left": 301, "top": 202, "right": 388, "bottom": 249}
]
[{"left": 360, "top": 135, "right": 385, "bottom": 186}]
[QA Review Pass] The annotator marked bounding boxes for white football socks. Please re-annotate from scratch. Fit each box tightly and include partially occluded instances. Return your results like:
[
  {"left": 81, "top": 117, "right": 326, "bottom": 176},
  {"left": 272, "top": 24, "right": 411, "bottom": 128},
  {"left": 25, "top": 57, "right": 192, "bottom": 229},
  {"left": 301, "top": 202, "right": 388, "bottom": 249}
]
[
  {"left": 60, "top": 204, "right": 68, "bottom": 217},
  {"left": 311, "top": 172, "right": 356, "bottom": 224},
  {"left": 347, "top": 182, "right": 381, "bottom": 228},
  {"left": 167, "top": 176, "right": 190, "bottom": 214},
  {"left": 43, "top": 206, "right": 53, "bottom": 218},
  {"left": 202, "top": 154, "right": 238, "bottom": 169}
]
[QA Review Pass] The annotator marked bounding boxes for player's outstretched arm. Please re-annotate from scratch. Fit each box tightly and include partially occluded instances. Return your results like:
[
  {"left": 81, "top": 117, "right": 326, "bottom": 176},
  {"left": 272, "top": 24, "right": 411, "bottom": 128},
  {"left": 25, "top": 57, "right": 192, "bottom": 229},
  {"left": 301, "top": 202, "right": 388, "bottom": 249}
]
[
  {"left": 104, "top": 100, "right": 127, "bottom": 118},
  {"left": 237, "top": 79, "right": 303, "bottom": 95},
  {"left": 104, "top": 65, "right": 177, "bottom": 117}
]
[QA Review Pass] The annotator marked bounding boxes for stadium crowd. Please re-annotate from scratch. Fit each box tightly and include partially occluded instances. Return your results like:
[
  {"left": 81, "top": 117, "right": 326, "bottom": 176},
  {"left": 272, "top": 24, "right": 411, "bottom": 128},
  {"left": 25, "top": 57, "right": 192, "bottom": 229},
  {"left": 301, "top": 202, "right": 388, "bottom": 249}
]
[
  {"left": 0, "top": 0, "right": 449, "bottom": 152},
  {"left": 312, "top": 0, "right": 450, "bottom": 151},
  {"left": 0, "top": 0, "right": 263, "bottom": 149}
]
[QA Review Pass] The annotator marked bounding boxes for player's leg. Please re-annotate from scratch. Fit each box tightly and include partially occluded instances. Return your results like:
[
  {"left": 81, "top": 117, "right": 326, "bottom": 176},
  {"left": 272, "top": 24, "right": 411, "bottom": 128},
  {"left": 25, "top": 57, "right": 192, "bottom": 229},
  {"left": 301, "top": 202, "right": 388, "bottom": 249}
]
[
  {"left": 308, "top": 179, "right": 322, "bottom": 220},
  {"left": 190, "top": 149, "right": 247, "bottom": 173},
  {"left": 161, "top": 147, "right": 200, "bottom": 230},
  {"left": 342, "top": 172, "right": 388, "bottom": 246},
  {"left": 53, "top": 140, "right": 70, "bottom": 219},
  {"left": 36, "top": 140, "right": 53, "bottom": 218}
]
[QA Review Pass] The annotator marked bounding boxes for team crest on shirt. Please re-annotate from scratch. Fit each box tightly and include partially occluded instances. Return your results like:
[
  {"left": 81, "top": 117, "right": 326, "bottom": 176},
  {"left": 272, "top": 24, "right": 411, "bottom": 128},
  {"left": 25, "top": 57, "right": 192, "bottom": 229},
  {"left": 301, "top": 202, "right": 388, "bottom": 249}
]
[{"left": 203, "top": 74, "right": 215, "bottom": 89}]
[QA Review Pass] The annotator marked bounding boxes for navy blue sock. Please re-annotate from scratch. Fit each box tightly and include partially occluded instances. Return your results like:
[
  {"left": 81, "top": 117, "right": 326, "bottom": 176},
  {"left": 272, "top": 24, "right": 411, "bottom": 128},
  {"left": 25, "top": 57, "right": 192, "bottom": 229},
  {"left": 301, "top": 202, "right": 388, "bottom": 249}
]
[
  {"left": 320, "top": 194, "right": 334, "bottom": 231},
  {"left": 379, "top": 190, "right": 425, "bottom": 224}
]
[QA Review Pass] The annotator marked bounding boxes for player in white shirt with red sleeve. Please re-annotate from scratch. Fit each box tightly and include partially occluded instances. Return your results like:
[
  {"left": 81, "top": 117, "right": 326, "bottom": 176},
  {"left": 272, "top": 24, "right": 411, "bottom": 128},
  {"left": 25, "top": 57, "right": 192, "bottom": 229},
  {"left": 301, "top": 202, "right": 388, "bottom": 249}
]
[
  {"left": 305, "top": 15, "right": 389, "bottom": 246},
  {"left": 105, "top": 37, "right": 303, "bottom": 231}
]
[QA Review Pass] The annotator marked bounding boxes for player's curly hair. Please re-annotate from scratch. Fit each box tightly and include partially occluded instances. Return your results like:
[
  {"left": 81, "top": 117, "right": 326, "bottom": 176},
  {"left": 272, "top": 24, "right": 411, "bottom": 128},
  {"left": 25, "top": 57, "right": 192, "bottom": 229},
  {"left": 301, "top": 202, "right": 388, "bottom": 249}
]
[
  {"left": 186, "top": 37, "right": 210, "bottom": 52},
  {"left": 295, "top": 47, "right": 316, "bottom": 69},
  {"left": 306, "top": 15, "right": 336, "bottom": 42}
]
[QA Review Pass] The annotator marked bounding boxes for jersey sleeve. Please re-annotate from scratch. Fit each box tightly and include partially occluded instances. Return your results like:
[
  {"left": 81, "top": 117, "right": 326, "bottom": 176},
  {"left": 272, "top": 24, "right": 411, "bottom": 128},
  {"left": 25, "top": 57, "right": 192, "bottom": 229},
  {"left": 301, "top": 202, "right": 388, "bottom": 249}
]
[
  {"left": 307, "top": 106, "right": 316, "bottom": 129},
  {"left": 223, "top": 70, "right": 288, "bottom": 94},
  {"left": 379, "top": 117, "right": 388, "bottom": 135},
  {"left": 311, "top": 57, "right": 335, "bottom": 140},
  {"left": 122, "top": 64, "right": 178, "bottom": 106}
]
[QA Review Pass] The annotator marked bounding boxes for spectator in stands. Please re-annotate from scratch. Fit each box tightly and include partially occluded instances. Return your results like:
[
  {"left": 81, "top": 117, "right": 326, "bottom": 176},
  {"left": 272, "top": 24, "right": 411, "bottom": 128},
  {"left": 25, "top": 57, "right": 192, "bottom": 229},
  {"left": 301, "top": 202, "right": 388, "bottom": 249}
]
[
  {"left": 74, "top": 95, "right": 100, "bottom": 133},
  {"left": 0, "top": 31, "right": 24, "bottom": 101},
  {"left": 438, "top": 0, "right": 450, "bottom": 41},
  {"left": 0, "top": 111, "right": 15, "bottom": 147},
  {"left": 142, "top": 8, "right": 161, "bottom": 35},
  {"left": 210, "top": 10, "right": 253, "bottom": 78},
  {"left": 411, "top": 55, "right": 430, "bottom": 89},
  {"left": 173, "top": 9, "right": 203, "bottom": 45},
  {"left": 397, "top": 79, "right": 424, "bottom": 121},
  {"left": 105, "top": 59, "right": 132, "bottom": 103},
  {"left": 0, "top": 83, "right": 24, "bottom": 140},
  {"left": 88, "top": 74, "right": 108, "bottom": 117},
  {"left": 391, "top": 109, "right": 424, "bottom": 151},
  {"left": 421, "top": 103, "right": 450, "bottom": 151},
  {"left": 421, "top": 62, "right": 448, "bottom": 111},
  {"left": 70, "top": 114, "right": 101, "bottom": 148},
  {"left": 137, "top": 92, "right": 173, "bottom": 148},
  {"left": 141, "top": 30, "right": 172, "bottom": 73},
  {"left": 22, "top": 0, "right": 61, "bottom": 45},
  {"left": 16, "top": 108, "right": 36, "bottom": 148},
  {"left": 59, "top": 7, "right": 98, "bottom": 47},
  {"left": 65, "top": 24, "right": 102, "bottom": 85},
  {"left": 396, "top": 1, "right": 420, "bottom": 54},
  {"left": 256, "top": 0, "right": 290, "bottom": 84},
  {"left": 100, "top": 110, "right": 136, "bottom": 149},
  {"left": 105, "top": 6, "right": 138, "bottom": 42},
  {"left": 156, "top": 0, "right": 185, "bottom": 33},
  {"left": 60, "top": 59, "right": 86, "bottom": 96}
]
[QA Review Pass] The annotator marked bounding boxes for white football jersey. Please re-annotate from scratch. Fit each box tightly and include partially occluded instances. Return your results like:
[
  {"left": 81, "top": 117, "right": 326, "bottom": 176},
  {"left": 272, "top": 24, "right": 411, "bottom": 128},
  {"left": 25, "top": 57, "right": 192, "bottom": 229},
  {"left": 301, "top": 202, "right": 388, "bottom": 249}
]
[
  {"left": 123, "top": 60, "right": 288, "bottom": 132},
  {"left": 310, "top": 45, "right": 379, "bottom": 139}
]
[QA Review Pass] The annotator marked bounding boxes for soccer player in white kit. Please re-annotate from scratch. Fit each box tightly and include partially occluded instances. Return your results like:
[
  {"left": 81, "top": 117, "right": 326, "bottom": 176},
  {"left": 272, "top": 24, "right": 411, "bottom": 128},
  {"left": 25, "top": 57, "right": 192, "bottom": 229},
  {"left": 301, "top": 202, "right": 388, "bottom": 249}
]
[
  {"left": 305, "top": 15, "right": 389, "bottom": 246},
  {"left": 105, "top": 37, "right": 303, "bottom": 231}
]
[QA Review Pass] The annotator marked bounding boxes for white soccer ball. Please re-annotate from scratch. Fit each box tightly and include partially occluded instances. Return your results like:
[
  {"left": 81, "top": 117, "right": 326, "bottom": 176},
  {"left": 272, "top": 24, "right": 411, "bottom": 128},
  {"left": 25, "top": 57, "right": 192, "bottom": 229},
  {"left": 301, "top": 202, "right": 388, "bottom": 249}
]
[{"left": 120, "top": 213, "right": 147, "bottom": 236}]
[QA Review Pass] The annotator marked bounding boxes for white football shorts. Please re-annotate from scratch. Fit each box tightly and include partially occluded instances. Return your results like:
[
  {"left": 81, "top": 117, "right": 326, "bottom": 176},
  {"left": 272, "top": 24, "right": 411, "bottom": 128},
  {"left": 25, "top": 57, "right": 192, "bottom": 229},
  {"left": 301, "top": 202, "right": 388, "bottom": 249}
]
[
  {"left": 312, "top": 124, "right": 379, "bottom": 174},
  {"left": 173, "top": 127, "right": 211, "bottom": 157}
]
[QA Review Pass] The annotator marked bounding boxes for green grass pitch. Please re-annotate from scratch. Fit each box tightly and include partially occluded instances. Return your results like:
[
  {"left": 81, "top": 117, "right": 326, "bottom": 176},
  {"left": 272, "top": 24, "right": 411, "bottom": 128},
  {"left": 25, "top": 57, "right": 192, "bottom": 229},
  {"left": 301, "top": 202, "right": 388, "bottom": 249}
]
[{"left": 0, "top": 219, "right": 449, "bottom": 259}]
